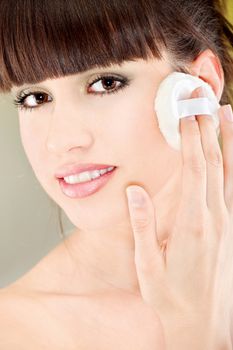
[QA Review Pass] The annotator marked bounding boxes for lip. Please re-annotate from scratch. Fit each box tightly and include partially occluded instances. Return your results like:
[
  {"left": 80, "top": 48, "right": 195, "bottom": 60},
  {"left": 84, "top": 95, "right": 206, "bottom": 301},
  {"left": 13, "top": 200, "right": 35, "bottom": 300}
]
[
  {"left": 55, "top": 163, "right": 117, "bottom": 179},
  {"left": 58, "top": 166, "right": 117, "bottom": 198}
]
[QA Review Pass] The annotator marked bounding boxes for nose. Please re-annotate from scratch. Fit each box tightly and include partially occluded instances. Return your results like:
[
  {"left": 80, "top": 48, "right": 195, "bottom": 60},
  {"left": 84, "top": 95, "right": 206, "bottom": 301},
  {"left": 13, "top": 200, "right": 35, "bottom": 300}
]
[{"left": 46, "top": 106, "right": 94, "bottom": 155}]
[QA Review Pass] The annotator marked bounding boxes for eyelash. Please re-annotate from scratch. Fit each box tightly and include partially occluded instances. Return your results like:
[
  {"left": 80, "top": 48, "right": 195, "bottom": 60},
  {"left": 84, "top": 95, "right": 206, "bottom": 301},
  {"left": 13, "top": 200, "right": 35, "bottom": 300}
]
[{"left": 13, "top": 74, "right": 130, "bottom": 113}]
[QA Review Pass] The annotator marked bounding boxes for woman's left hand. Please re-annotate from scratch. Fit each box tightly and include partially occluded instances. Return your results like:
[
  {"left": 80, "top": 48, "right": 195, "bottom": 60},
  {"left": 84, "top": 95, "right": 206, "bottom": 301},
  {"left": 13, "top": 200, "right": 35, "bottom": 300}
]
[{"left": 126, "top": 87, "right": 233, "bottom": 349}]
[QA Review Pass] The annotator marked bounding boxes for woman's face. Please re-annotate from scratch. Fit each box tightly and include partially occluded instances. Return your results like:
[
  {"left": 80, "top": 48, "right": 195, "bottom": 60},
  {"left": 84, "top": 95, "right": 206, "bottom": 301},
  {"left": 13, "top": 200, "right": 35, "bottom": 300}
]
[{"left": 12, "top": 56, "right": 182, "bottom": 232}]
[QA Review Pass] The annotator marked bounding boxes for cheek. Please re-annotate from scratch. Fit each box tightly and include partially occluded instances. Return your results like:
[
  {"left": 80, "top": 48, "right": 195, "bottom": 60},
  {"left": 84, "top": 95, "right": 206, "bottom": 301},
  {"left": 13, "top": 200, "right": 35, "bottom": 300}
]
[
  {"left": 106, "top": 91, "right": 176, "bottom": 195},
  {"left": 19, "top": 125, "right": 36, "bottom": 162},
  {"left": 19, "top": 117, "right": 48, "bottom": 175},
  {"left": 107, "top": 91, "right": 162, "bottom": 165}
]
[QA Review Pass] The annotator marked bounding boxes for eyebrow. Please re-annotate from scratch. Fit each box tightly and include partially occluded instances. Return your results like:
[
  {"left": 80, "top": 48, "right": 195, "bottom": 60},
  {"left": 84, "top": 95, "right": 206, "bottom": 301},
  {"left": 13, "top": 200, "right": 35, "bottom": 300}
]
[{"left": 10, "top": 62, "right": 128, "bottom": 95}]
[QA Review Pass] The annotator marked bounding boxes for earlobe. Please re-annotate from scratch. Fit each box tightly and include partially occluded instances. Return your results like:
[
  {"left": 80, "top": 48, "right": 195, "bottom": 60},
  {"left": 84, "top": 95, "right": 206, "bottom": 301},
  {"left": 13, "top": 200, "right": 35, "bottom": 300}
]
[{"left": 188, "top": 49, "right": 225, "bottom": 101}]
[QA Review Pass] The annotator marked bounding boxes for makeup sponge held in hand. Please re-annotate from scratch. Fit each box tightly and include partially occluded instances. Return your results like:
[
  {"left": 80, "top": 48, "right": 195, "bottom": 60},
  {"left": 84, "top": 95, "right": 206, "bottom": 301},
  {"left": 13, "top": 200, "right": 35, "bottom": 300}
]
[{"left": 154, "top": 72, "right": 220, "bottom": 151}]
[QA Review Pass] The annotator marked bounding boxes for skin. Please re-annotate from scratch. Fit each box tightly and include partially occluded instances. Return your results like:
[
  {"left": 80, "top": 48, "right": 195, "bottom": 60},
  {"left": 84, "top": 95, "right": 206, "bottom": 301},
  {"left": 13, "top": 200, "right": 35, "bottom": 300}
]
[
  {"left": 127, "top": 87, "right": 233, "bottom": 349},
  {"left": 10, "top": 49, "right": 224, "bottom": 296},
  {"left": 10, "top": 51, "right": 180, "bottom": 295},
  {"left": 6, "top": 48, "right": 231, "bottom": 348}
]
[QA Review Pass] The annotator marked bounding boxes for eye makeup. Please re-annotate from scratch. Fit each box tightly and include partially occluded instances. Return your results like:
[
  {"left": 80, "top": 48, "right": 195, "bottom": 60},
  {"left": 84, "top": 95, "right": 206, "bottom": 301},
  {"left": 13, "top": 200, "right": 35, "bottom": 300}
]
[{"left": 13, "top": 73, "right": 131, "bottom": 112}]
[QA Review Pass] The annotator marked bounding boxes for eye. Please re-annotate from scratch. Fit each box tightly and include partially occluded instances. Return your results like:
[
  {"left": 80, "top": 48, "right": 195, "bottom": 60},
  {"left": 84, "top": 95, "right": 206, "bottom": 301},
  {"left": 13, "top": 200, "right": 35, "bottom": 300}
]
[
  {"left": 13, "top": 91, "right": 52, "bottom": 112},
  {"left": 87, "top": 74, "right": 129, "bottom": 96},
  {"left": 13, "top": 74, "right": 130, "bottom": 112}
]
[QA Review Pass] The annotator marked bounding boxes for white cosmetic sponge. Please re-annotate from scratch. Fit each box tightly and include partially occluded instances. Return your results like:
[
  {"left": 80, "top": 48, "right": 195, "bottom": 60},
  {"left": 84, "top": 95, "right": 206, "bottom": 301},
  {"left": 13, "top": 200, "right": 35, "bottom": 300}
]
[{"left": 154, "top": 72, "right": 220, "bottom": 151}]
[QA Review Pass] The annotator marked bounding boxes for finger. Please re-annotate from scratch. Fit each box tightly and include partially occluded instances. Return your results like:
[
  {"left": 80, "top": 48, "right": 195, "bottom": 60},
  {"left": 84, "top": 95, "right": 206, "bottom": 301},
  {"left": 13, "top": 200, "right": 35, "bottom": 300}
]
[
  {"left": 218, "top": 104, "right": 233, "bottom": 213},
  {"left": 178, "top": 87, "right": 208, "bottom": 231},
  {"left": 194, "top": 89, "right": 226, "bottom": 215},
  {"left": 126, "top": 186, "right": 164, "bottom": 299}
]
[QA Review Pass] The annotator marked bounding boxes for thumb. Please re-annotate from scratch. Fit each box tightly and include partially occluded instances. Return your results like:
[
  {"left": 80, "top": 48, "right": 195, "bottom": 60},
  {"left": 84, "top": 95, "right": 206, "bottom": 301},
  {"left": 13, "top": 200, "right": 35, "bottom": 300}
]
[{"left": 126, "top": 185, "right": 163, "bottom": 276}]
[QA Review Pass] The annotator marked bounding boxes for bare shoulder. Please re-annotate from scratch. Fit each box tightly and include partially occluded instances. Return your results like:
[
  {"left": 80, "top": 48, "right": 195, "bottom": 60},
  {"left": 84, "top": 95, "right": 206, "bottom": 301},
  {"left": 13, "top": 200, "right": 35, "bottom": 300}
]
[
  {"left": 0, "top": 286, "right": 27, "bottom": 321},
  {"left": 0, "top": 287, "right": 33, "bottom": 348},
  {"left": 2, "top": 238, "right": 73, "bottom": 294},
  {"left": 0, "top": 286, "right": 165, "bottom": 350},
  {"left": 0, "top": 287, "right": 77, "bottom": 350},
  {"left": 0, "top": 236, "right": 165, "bottom": 349}
]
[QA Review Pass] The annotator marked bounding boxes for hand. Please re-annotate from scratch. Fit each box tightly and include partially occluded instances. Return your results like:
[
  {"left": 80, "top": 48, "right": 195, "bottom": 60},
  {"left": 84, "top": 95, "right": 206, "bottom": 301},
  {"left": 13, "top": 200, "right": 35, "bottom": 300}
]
[{"left": 126, "top": 87, "right": 233, "bottom": 349}]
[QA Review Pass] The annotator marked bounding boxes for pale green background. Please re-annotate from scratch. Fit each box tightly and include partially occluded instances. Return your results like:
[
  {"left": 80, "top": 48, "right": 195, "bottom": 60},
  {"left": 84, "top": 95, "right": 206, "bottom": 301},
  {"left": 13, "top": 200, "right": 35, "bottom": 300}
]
[
  {"left": 1, "top": 3, "right": 232, "bottom": 288},
  {"left": 0, "top": 94, "right": 74, "bottom": 288}
]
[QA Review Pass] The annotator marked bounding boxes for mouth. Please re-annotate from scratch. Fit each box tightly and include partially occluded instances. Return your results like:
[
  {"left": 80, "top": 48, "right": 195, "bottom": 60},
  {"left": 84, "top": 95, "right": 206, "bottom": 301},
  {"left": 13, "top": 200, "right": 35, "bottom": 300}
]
[{"left": 58, "top": 166, "right": 117, "bottom": 199}]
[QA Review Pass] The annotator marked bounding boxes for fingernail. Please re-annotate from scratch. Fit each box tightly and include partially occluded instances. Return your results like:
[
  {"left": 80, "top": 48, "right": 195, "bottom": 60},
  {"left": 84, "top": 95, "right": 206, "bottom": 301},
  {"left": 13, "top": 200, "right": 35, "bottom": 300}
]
[
  {"left": 222, "top": 104, "right": 233, "bottom": 122},
  {"left": 126, "top": 188, "right": 146, "bottom": 208}
]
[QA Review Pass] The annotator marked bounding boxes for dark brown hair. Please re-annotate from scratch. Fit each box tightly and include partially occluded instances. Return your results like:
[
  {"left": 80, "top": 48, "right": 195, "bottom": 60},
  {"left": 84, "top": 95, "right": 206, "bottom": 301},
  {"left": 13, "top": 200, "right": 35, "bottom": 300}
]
[
  {"left": 1, "top": 0, "right": 233, "bottom": 238},
  {"left": 0, "top": 0, "right": 233, "bottom": 103}
]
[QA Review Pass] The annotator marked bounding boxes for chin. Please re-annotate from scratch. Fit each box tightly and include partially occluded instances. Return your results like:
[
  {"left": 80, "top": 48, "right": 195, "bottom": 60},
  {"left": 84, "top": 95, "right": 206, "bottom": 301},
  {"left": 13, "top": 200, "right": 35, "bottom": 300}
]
[{"left": 62, "top": 190, "right": 131, "bottom": 232}]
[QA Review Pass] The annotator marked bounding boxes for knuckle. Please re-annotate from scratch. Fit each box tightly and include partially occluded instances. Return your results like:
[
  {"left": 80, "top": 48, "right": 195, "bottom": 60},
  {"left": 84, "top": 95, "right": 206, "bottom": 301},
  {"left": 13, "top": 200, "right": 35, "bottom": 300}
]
[
  {"left": 135, "top": 253, "right": 156, "bottom": 274},
  {"left": 190, "top": 126, "right": 201, "bottom": 136},
  {"left": 182, "top": 120, "right": 200, "bottom": 135},
  {"left": 184, "top": 156, "right": 206, "bottom": 174},
  {"left": 174, "top": 212, "right": 207, "bottom": 237},
  {"left": 194, "top": 211, "right": 209, "bottom": 235},
  {"left": 215, "top": 212, "right": 230, "bottom": 239},
  {"left": 190, "top": 218, "right": 206, "bottom": 236},
  {"left": 220, "top": 122, "right": 233, "bottom": 137},
  {"left": 224, "top": 188, "right": 233, "bottom": 213},
  {"left": 225, "top": 200, "right": 233, "bottom": 215},
  {"left": 132, "top": 216, "right": 152, "bottom": 231},
  {"left": 206, "top": 148, "right": 223, "bottom": 168},
  {"left": 189, "top": 225, "right": 207, "bottom": 241},
  {"left": 193, "top": 225, "right": 206, "bottom": 238}
]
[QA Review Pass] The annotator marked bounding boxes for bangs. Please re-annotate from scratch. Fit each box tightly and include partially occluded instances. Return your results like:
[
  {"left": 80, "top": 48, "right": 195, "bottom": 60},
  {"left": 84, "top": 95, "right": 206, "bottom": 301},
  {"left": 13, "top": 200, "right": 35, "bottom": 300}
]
[{"left": 0, "top": 0, "right": 166, "bottom": 93}]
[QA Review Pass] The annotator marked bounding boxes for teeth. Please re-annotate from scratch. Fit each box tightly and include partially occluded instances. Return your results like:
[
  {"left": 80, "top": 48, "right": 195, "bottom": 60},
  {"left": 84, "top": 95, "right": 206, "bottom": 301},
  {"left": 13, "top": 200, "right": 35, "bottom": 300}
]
[{"left": 64, "top": 166, "right": 114, "bottom": 184}]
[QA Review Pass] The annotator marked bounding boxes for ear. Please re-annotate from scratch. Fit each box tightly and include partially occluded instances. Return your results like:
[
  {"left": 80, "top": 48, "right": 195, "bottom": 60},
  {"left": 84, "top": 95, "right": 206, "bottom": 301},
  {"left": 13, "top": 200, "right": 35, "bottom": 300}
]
[{"left": 188, "top": 48, "right": 225, "bottom": 101}]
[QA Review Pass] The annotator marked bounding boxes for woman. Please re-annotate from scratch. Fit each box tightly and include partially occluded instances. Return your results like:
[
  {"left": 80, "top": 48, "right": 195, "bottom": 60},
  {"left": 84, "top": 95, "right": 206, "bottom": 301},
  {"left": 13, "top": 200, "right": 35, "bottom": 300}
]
[{"left": 0, "top": 0, "right": 233, "bottom": 348}]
